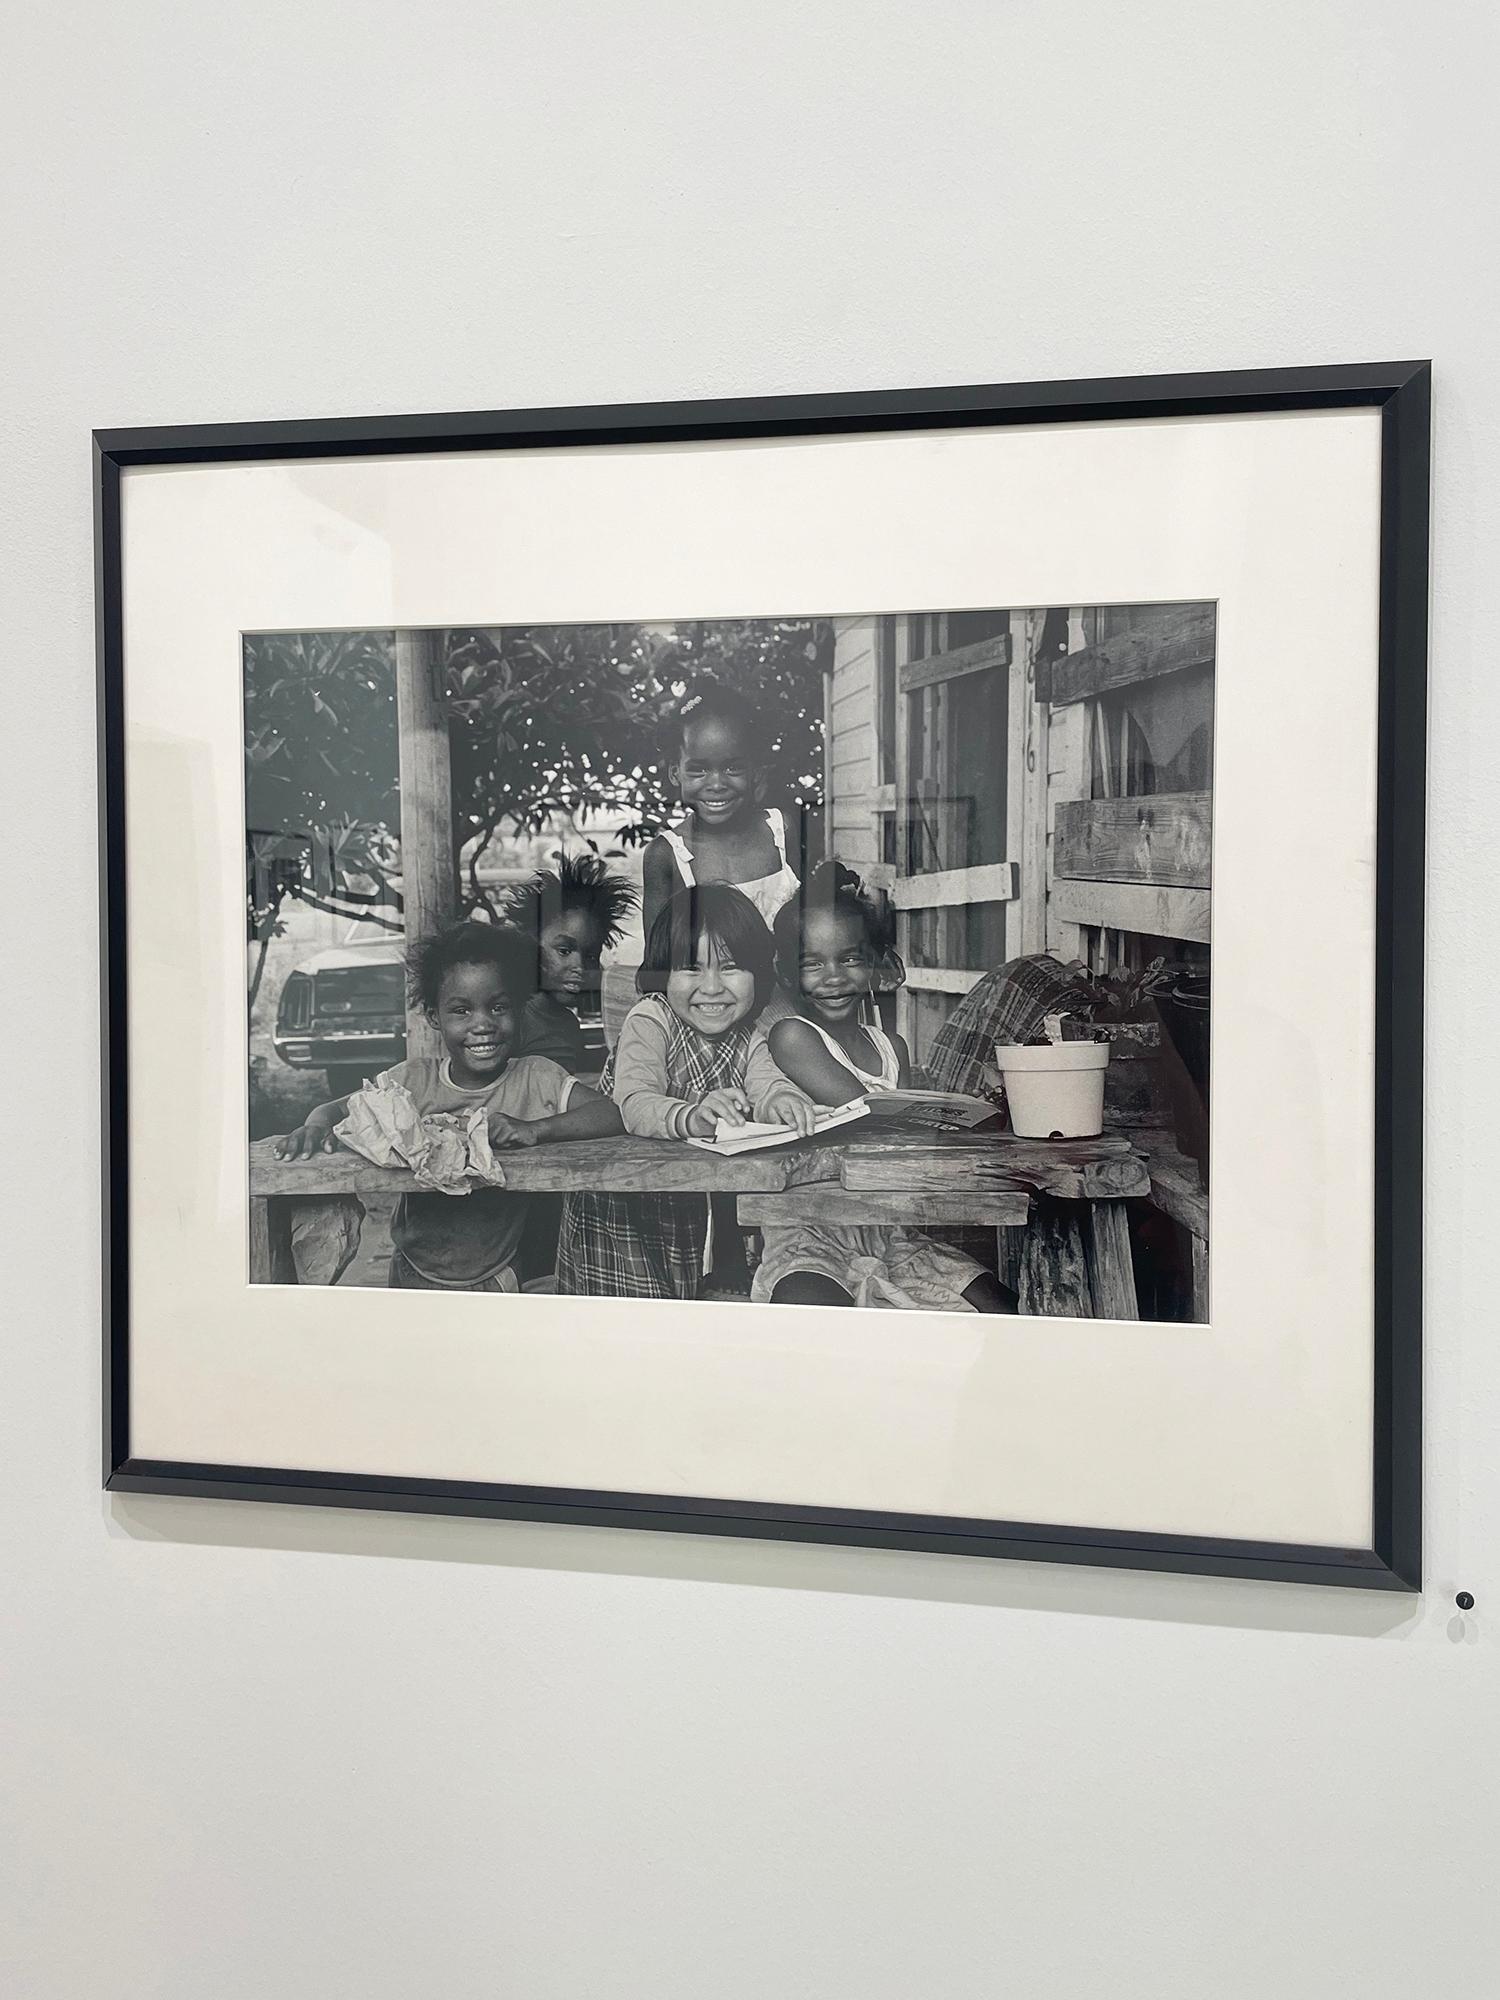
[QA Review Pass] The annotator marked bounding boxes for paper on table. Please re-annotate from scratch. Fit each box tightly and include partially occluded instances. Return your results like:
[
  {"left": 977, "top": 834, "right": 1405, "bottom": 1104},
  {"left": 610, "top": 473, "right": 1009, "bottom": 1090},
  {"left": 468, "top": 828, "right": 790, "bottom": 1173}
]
[
  {"left": 334, "top": 1081, "right": 507, "bottom": 1194},
  {"left": 687, "top": 1099, "right": 870, "bottom": 1156}
]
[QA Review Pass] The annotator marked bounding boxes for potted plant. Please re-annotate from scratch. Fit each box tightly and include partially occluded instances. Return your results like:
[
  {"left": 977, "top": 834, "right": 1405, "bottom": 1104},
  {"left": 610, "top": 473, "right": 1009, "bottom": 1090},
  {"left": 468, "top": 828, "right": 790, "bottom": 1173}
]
[{"left": 995, "top": 958, "right": 1171, "bottom": 1140}]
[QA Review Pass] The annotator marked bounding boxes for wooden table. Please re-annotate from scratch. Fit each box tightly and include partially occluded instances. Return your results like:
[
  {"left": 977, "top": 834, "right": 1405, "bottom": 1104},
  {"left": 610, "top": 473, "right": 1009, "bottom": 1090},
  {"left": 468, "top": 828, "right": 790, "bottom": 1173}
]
[{"left": 247, "top": 1125, "right": 1155, "bottom": 1316}]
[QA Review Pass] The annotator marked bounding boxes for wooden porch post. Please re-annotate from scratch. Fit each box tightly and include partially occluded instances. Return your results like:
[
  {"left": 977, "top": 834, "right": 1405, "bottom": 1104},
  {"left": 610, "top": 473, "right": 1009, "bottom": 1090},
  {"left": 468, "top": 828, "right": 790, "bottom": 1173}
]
[{"left": 395, "top": 628, "right": 456, "bottom": 1060}]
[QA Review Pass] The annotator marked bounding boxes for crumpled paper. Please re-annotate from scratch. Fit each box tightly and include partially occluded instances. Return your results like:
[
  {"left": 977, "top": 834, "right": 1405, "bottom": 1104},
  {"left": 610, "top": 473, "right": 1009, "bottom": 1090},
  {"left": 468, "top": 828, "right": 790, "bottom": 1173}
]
[{"left": 334, "top": 1080, "right": 506, "bottom": 1196}]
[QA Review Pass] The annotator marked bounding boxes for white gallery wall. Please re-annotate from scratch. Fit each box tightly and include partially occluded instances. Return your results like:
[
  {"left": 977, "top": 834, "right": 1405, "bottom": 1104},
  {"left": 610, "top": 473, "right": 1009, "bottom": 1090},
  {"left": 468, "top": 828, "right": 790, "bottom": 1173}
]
[{"left": 1, "top": 5, "right": 1494, "bottom": 1995}]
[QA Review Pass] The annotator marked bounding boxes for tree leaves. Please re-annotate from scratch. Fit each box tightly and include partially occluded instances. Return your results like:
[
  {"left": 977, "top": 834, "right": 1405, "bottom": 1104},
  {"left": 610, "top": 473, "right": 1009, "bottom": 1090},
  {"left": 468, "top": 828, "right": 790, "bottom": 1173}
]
[{"left": 244, "top": 618, "right": 831, "bottom": 939}]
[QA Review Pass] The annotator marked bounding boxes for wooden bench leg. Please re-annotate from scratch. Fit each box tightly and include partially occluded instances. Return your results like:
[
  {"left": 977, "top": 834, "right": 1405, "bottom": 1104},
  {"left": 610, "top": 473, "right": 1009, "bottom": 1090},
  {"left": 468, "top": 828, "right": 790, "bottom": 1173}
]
[
  {"left": 1086, "top": 1201, "right": 1139, "bottom": 1321},
  {"left": 1191, "top": 1232, "right": 1209, "bottom": 1322},
  {"left": 1019, "top": 1199, "right": 1093, "bottom": 1317},
  {"left": 249, "top": 1194, "right": 296, "bottom": 1284}
]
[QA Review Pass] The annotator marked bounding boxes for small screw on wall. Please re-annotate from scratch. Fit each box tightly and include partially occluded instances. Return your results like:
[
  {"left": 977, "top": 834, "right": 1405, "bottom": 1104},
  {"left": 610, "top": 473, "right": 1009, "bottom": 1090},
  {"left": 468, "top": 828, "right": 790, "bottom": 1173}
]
[{"left": 1456, "top": 1592, "right": 1475, "bottom": 1611}]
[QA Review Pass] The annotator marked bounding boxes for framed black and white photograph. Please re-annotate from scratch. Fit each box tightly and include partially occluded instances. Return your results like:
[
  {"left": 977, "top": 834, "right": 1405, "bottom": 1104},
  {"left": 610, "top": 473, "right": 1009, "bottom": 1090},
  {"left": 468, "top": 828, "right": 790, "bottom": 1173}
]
[{"left": 99, "top": 363, "right": 1428, "bottom": 1587}]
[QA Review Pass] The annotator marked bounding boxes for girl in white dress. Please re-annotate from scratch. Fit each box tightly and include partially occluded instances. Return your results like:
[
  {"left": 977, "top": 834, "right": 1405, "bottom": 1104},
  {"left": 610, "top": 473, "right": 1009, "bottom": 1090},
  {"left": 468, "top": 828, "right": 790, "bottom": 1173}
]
[
  {"left": 600, "top": 681, "right": 802, "bottom": 1051},
  {"left": 641, "top": 681, "right": 801, "bottom": 937},
  {"left": 755, "top": 864, "right": 1013, "bottom": 1313}
]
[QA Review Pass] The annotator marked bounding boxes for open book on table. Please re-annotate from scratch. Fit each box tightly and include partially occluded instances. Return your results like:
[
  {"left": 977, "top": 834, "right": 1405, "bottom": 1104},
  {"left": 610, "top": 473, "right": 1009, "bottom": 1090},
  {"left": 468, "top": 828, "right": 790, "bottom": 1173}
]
[
  {"left": 685, "top": 1084, "right": 1000, "bottom": 1157},
  {"left": 858, "top": 1087, "right": 1002, "bottom": 1132},
  {"left": 686, "top": 1099, "right": 870, "bottom": 1157}
]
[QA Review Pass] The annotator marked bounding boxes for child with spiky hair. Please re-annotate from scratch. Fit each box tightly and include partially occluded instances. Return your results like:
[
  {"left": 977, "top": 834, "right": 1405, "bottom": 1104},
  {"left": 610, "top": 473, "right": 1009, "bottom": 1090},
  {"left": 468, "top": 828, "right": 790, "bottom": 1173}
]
[{"left": 498, "top": 852, "right": 639, "bottom": 1073}]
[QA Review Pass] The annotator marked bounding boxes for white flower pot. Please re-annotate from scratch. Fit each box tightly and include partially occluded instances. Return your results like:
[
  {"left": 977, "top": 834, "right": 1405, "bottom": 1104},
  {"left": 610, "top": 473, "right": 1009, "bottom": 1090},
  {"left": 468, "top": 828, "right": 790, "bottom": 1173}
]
[{"left": 994, "top": 1040, "right": 1111, "bottom": 1139}]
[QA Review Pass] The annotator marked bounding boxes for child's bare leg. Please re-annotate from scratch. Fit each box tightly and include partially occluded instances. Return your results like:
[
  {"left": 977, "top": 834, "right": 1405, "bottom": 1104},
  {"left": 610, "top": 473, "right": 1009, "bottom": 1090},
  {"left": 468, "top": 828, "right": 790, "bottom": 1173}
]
[
  {"left": 962, "top": 1270, "right": 1018, "bottom": 1314},
  {"left": 770, "top": 1271, "right": 855, "bottom": 1307}
]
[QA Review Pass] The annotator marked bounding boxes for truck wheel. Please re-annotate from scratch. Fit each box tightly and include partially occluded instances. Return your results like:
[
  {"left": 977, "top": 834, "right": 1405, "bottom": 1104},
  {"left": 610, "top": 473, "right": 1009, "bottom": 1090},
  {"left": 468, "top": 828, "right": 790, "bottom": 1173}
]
[{"left": 326, "top": 1065, "right": 370, "bottom": 1098}]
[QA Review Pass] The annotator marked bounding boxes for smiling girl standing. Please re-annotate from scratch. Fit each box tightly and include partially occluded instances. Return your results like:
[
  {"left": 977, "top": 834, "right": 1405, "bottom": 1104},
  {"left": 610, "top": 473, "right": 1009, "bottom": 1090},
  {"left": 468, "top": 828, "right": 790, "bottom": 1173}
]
[
  {"left": 557, "top": 884, "right": 813, "bottom": 1300},
  {"left": 641, "top": 681, "right": 802, "bottom": 937}
]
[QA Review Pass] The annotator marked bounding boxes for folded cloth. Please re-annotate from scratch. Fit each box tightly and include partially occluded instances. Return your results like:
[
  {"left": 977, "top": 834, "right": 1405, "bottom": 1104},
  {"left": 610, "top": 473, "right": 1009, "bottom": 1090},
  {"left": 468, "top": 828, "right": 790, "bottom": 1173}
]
[{"left": 334, "top": 1080, "right": 506, "bottom": 1196}]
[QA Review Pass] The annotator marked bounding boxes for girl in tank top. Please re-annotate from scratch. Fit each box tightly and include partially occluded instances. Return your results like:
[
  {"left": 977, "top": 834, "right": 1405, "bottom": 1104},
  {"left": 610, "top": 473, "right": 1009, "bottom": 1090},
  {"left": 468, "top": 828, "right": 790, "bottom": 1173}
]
[
  {"left": 755, "top": 864, "right": 1014, "bottom": 1314},
  {"left": 641, "top": 680, "right": 801, "bottom": 940}
]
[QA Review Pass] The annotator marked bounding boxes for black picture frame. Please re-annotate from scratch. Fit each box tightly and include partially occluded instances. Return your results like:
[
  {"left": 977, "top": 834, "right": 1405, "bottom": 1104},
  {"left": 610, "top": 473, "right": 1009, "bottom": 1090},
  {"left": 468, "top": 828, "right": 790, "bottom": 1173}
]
[{"left": 97, "top": 361, "right": 1429, "bottom": 1590}]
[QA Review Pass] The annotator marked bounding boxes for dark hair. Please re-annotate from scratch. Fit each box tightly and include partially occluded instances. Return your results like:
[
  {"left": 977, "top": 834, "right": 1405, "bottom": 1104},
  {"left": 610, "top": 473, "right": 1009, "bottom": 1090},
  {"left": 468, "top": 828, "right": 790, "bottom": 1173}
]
[
  {"left": 772, "top": 860, "right": 895, "bottom": 977},
  {"left": 497, "top": 852, "right": 638, "bottom": 954},
  {"left": 406, "top": 919, "right": 536, "bottom": 1014},
  {"left": 669, "top": 678, "right": 764, "bottom": 760},
  {"left": 637, "top": 883, "right": 777, "bottom": 1014}
]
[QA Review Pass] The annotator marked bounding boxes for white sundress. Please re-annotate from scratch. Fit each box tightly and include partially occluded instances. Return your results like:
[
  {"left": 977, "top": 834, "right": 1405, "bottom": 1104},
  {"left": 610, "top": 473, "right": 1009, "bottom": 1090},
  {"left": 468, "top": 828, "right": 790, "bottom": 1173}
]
[
  {"left": 656, "top": 805, "right": 802, "bottom": 928},
  {"left": 750, "top": 1019, "right": 988, "bottom": 1313}
]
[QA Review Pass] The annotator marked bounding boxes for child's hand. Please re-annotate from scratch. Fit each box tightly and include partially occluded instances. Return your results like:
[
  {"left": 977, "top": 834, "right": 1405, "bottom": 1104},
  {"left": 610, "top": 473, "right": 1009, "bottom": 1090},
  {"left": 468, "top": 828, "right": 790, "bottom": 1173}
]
[
  {"left": 687, "top": 1087, "right": 752, "bottom": 1138},
  {"left": 760, "top": 1087, "right": 819, "bottom": 1139},
  {"left": 274, "top": 1113, "right": 339, "bottom": 1160},
  {"left": 488, "top": 1112, "right": 540, "bottom": 1150}
]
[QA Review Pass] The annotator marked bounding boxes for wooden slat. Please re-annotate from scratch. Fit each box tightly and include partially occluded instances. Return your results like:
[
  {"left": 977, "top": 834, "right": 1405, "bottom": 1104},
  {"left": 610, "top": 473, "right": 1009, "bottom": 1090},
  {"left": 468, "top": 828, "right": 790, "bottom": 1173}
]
[
  {"left": 739, "top": 1189, "right": 1030, "bottom": 1230},
  {"left": 1053, "top": 791, "right": 1212, "bottom": 888},
  {"left": 893, "top": 619, "right": 914, "bottom": 1047},
  {"left": 1085, "top": 1202, "right": 1139, "bottom": 1320},
  {"left": 890, "top": 861, "right": 1018, "bottom": 911},
  {"left": 395, "top": 629, "right": 457, "bottom": 1061},
  {"left": 839, "top": 1133, "right": 1150, "bottom": 1202},
  {"left": 1020, "top": 1201, "right": 1093, "bottom": 1317},
  {"left": 1039, "top": 603, "right": 1215, "bottom": 707},
  {"left": 1139, "top": 1134, "right": 1210, "bottom": 1239},
  {"left": 898, "top": 629, "right": 1011, "bottom": 694},
  {"left": 1018, "top": 610, "right": 1049, "bottom": 955},
  {"left": 249, "top": 1131, "right": 841, "bottom": 1198},
  {"left": 1191, "top": 1235, "right": 1210, "bottom": 1322},
  {"left": 1048, "top": 879, "right": 1210, "bottom": 944},
  {"left": 248, "top": 1195, "right": 296, "bottom": 1285},
  {"left": 903, "top": 967, "right": 985, "bottom": 995}
]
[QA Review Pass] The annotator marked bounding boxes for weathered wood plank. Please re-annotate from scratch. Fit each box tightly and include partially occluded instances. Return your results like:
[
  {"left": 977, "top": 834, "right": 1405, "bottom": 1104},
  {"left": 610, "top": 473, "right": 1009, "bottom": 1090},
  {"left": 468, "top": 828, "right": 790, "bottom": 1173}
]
[
  {"left": 890, "top": 862, "right": 1018, "bottom": 911},
  {"left": 251, "top": 1130, "right": 1149, "bottom": 1215},
  {"left": 1043, "top": 675, "right": 1088, "bottom": 962},
  {"left": 1139, "top": 1134, "right": 1210, "bottom": 1239},
  {"left": 395, "top": 628, "right": 457, "bottom": 1061},
  {"left": 1048, "top": 879, "right": 1211, "bottom": 944},
  {"left": 898, "top": 629, "right": 1011, "bottom": 693},
  {"left": 248, "top": 1195, "right": 296, "bottom": 1284},
  {"left": 1053, "top": 792, "right": 1212, "bottom": 889},
  {"left": 1085, "top": 1201, "right": 1139, "bottom": 1320},
  {"left": 903, "top": 966, "right": 986, "bottom": 995},
  {"left": 1020, "top": 1201, "right": 1093, "bottom": 1317},
  {"left": 995, "top": 1224, "right": 1026, "bottom": 1297},
  {"left": 1039, "top": 603, "right": 1216, "bottom": 707},
  {"left": 839, "top": 1133, "right": 1149, "bottom": 1202},
  {"left": 249, "top": 1132, "right": 841, "bottom": 1199},
  {"left": 1191, "top": 1233, "right": 1210, "bottom": 1322},
  {"left": 1018, "top": 610, "right": 1049, "bottom": 956},
  {"left": 739, "top": 1189, "right": 1030, "bottom": 1230}
]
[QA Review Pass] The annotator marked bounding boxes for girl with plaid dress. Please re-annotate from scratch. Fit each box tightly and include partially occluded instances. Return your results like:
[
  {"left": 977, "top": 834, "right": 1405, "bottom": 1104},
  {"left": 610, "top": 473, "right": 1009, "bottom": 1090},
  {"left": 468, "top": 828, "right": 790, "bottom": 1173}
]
[{"left": 556, "top": 884, "right": 813, "bottom": 1299}]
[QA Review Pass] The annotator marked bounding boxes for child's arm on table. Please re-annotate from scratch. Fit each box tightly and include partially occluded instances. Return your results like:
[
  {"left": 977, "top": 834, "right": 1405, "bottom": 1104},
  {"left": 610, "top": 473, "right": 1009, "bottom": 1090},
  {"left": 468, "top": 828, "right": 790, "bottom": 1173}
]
[
  {"left": 596, "top": 1006, "right": 712, "bottom": 1140},
  {"left": 765, "top": 1016, "right": 865, "bottom": 1107},
  {"left": 489, "top": 1081, "right": 624, "bottom": 1149},
  {"left": 747, "top": 1029, "right": 820, "bottom": 1137},
  {"left": 274, "top": 1093, "right": 354, "bottom": 1159}
]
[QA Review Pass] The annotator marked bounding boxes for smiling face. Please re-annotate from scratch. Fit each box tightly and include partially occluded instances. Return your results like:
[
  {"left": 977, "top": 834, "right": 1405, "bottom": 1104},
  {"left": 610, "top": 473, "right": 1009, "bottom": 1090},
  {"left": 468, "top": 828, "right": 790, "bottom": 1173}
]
[
  {"left": 670, "top": 713, "right": 759, "bottom": 830},
  {"left": 537, "top": 912, "right": 604, "bottom": 1002},
  {"left": 794, "top": 906, "right": 876, "bottom": 1025},
  {"left": 428, "top": 958, "right": 518, "bottom": 1086},
  {"left": 664, "top": 931, "right": 758, "bottom": 1038}
]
